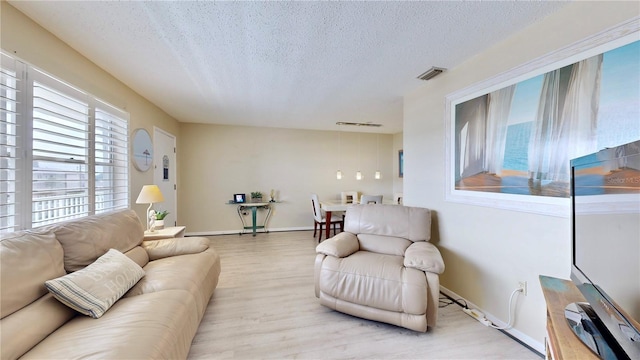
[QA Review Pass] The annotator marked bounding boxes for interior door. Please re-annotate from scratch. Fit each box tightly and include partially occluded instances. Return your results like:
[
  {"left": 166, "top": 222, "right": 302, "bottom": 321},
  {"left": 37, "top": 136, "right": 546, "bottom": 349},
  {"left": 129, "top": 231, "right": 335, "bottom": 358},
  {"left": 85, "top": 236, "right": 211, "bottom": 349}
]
[{"left": 153, "top": 127, "right": 177, "bottom": 227}]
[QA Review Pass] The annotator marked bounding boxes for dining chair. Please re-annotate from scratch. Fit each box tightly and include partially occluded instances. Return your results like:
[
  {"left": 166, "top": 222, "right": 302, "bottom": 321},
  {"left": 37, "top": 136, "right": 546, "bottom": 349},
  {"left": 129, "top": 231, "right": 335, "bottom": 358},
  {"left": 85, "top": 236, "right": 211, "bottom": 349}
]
[
  {"left": 311, "top": 194, "right": 344, "bottom": 242},
  {"left": 340, "top": 191, "right": 359, "bottom": 204},
  {"left": 360, "top": 195, "right": 383, "bottom": 204}
]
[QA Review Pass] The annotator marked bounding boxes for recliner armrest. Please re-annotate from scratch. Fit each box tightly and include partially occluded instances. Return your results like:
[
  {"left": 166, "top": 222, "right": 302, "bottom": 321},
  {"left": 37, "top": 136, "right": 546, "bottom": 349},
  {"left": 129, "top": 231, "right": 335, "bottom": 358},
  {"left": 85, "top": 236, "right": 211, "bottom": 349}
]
[
  {"left": 404, "top": 242, "right": 445, "bottom": 274},
  {"left": 315, "top": 232, "right": 359, "bottom": 258}
]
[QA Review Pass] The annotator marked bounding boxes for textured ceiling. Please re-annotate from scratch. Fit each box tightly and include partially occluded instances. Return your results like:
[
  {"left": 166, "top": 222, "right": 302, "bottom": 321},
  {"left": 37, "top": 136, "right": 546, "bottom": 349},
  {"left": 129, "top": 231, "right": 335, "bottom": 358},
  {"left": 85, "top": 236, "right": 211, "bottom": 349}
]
[{"left": 9, "top": 1, "right": 568, "bottom": 133}]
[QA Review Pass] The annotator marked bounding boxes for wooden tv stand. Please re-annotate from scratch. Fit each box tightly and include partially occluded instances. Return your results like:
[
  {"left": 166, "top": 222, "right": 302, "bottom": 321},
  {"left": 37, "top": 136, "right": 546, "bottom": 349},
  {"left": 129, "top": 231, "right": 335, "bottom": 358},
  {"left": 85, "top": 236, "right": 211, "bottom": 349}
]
[{"left": 539, "top": 275, "right": 599, "bottom": 360}]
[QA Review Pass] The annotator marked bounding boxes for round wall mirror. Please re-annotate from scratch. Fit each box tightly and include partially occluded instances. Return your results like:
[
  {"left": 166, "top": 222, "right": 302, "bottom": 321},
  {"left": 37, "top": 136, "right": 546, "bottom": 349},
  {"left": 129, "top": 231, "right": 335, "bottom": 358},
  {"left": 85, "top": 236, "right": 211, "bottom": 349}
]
[{"left": 132, "top": 128, "right": 153, "bottom": 172}]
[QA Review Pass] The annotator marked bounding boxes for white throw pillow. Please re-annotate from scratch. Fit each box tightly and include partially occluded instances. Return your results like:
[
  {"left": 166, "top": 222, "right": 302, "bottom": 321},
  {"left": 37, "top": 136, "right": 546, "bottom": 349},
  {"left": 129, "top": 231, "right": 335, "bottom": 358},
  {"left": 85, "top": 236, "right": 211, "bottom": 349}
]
[{"left": 45, "top": 248, "right": 145, "bottom": 318}]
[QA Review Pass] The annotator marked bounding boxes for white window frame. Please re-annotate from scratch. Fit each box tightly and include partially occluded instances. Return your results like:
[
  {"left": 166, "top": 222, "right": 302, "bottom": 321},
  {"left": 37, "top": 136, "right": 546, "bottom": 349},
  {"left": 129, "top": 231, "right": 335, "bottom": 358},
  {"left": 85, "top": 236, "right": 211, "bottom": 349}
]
[{"left": 0, "top": 52, "right": 129, "bottom": 233}]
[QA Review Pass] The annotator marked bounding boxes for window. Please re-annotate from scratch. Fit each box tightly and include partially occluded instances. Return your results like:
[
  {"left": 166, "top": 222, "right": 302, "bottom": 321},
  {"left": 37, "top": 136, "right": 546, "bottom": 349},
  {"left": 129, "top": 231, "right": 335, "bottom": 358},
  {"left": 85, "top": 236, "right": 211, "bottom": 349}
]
[
  {"left": 0, "top": 52, "right": 129, "bottom": 234},
  {"left": 0, "top": 53, "right": 19, "bottom": 233}
]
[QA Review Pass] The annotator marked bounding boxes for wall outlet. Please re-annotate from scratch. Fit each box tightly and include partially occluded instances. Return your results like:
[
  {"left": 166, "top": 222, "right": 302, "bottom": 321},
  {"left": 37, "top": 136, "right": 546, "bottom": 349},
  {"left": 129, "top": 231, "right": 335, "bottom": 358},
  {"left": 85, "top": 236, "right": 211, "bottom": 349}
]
[{"left": 518, "top": 281, "right": 527, "bottom": 296}]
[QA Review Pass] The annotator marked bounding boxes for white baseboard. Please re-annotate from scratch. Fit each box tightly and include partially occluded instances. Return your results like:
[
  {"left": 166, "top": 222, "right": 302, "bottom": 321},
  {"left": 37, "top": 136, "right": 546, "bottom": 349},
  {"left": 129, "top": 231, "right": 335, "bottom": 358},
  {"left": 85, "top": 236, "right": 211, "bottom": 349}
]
[
  {"left": 186, "top": 226, "right": 314, "bottom": 237},
  {"left": 439, "top": 286, "right": 545, "bottom": 355}
]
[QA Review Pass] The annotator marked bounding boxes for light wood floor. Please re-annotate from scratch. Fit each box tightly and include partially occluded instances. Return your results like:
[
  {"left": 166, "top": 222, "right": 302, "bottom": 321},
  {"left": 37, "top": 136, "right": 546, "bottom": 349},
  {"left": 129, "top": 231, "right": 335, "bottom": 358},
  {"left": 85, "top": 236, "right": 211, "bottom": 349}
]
[{"left": 187, "top": 231, "right": 541, "bottom": 359}]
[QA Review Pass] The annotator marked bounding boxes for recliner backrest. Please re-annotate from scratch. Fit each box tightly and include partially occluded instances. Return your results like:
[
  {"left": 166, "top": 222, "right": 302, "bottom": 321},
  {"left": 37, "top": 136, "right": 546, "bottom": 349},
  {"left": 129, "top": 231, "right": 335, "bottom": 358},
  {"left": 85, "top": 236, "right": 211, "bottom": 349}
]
[{"left": 344, "top": 204, "right": 431, "bottom": 242}]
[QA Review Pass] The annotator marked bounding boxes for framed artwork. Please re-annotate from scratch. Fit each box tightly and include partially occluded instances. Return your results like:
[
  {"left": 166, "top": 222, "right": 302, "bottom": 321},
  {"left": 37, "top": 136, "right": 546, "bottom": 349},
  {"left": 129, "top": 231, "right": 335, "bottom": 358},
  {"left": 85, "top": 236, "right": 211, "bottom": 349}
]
[
  {"left": 445, "top": 20, "right": 639, "bottom": 217},
  {"left": 399, "top": 150, "right": 404, "bottom": 178},
  {"left": 132, "top": 128, "right": 153, "bottom": 172}
]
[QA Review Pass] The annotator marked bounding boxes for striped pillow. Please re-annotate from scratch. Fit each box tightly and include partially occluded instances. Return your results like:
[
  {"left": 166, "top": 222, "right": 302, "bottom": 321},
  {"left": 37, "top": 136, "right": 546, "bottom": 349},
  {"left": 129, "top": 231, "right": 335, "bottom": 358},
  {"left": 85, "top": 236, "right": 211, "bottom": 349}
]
[{"left": 45, "top": 248, "right": 145, "bottom": 318}]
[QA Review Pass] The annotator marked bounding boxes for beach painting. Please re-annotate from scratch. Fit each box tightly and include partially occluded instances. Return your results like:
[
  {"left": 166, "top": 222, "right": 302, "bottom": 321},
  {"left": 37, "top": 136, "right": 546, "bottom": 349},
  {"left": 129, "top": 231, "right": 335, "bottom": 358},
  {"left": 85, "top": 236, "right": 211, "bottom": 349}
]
[{"left": 453, "top": 40, "right": 639, "bottom": 199}]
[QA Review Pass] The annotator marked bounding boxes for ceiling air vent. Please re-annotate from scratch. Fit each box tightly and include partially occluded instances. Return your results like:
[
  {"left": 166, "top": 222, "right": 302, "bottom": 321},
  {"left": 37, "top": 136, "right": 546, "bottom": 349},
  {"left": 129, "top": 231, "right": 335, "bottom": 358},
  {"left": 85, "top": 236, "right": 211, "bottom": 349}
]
[
  {"left": 417, "top": 67, "right": 446, "bottom": 81},
  {"left": 336, "top": 122, "right": 382, "bottom": 127}
]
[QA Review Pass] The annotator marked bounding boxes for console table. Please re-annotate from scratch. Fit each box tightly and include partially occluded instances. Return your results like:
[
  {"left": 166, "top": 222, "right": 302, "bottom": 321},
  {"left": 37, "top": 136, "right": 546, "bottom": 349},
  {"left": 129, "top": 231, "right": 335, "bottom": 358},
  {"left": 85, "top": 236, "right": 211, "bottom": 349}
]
[
  {"left": 539, "top": 275, "right": 599, "bottom": 360},
  {"left": 230, "top": 202, "right": 274, "bottom": 236}
]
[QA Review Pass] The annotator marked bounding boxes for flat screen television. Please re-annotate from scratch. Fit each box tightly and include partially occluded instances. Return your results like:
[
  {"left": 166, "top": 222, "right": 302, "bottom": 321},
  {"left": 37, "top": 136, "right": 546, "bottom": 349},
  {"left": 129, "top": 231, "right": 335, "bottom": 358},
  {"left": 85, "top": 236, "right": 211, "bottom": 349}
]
[{"left": 568, "top": 140, "right": 640, "bottom": 359}]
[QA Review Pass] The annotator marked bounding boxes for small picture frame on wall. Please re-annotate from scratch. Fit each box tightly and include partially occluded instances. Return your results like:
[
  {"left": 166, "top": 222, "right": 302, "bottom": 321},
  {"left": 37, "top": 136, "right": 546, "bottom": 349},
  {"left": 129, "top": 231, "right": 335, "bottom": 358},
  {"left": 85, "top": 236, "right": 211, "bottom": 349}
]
[{"left": 399, "top": 150, "right": 404, "bottom": 178}]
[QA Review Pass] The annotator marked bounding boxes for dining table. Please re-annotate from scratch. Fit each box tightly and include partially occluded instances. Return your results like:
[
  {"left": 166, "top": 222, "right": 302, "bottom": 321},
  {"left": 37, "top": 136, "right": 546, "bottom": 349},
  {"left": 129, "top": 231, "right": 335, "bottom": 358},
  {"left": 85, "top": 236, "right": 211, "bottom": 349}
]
[{"left": 318, "top": 200, "right": 352, "bottom": 241}]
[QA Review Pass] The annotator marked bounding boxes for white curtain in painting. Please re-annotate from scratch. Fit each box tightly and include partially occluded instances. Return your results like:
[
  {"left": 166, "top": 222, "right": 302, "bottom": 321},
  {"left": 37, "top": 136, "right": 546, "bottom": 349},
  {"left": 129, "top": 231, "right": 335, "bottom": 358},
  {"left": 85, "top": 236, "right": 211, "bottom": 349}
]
[
  {"left": 484, "top": 85, "right": 516, "bottom": 175},
  {"left": 528, "top": 55, "right": 603, "bottom": 182},
  {"left": 457, "top": 96, "right": 487, "bottom": 178}
]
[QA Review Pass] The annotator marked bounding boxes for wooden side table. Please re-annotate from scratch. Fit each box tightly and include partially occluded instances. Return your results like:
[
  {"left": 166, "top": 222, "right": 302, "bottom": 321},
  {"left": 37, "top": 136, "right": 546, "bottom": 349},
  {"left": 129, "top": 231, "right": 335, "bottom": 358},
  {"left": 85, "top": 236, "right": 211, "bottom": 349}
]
[
  {"left": 143, "top": 226, "right": 186, "bottom": 241},
  {"left": 539, "top": 275, "right": 599, "bottom": 360}
]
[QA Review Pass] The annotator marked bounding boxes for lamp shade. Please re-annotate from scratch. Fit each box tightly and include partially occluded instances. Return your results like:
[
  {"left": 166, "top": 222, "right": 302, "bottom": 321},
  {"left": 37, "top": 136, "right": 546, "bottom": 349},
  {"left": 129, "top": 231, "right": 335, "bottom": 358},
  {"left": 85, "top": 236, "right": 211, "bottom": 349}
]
[{"left": 136, "top": 185, "right": 165, "bottom": 204}]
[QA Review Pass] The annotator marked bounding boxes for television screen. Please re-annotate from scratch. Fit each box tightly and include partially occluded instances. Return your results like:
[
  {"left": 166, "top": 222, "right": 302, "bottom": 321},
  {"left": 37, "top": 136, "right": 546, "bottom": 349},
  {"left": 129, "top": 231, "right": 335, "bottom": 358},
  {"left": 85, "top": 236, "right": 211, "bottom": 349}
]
[{"left": 571, "top": 140, "right": 640, "bottom": 359}]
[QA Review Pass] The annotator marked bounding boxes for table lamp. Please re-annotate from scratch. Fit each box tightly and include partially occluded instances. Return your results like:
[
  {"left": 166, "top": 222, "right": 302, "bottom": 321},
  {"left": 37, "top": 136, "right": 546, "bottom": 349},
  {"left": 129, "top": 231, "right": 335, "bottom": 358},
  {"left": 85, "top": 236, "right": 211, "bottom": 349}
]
[{"left": 135, "top": 185, "right": 165, "bottom": 232}]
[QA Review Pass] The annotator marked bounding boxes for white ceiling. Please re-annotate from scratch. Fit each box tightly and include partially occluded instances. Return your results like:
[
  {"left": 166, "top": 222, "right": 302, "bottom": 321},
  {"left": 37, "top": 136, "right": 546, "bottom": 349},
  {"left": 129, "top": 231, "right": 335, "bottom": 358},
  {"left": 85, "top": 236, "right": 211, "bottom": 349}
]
[{"left": 9, "top": 1, "right": 568, "bottom": 134}]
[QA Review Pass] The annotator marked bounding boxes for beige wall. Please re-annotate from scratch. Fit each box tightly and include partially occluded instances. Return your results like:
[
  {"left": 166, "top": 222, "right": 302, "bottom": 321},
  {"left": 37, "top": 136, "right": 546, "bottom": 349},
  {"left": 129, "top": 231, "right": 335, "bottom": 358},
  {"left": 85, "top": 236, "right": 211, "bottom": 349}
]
[
  {"left": 1, "top": 1, "right": 181, "bottom": 223},
  {"left": 403, "top": 1, "right": 639, "bottom": 351},
  {"left": 179, "top": 123, "right": 395, "bottom": 234},
  {"left": 2, "top": 2, "right": 402, "bottom": 231}
]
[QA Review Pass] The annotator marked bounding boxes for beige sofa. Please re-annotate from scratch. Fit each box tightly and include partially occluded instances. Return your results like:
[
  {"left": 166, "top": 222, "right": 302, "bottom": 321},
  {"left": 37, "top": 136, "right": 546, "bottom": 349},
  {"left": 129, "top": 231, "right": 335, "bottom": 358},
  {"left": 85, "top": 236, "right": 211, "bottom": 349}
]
[
  {"left": 314, "top": 204, "right": 444, "bottom": 332},
  {"left": 0, "top": 209, "right": 221, "bottom": 359}
]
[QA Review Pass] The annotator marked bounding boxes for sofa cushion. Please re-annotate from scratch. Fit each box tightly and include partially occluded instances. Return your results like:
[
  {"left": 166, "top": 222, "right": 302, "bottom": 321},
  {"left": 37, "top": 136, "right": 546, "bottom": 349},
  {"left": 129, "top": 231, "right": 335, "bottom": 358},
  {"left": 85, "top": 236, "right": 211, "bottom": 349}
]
[
  {"left": 50, "top": 209, "right": 144, "bottom": 272},
  {"left": 20, "top": 290, "right": 201, "bottom": 360},
  {"left": 125, "top": 248, "right": 221, "bottom": 315},
  {"left": 45, "top": 249, "right": 145, "bottom": 318},
  {"left": 0, "top": 230, "right": 66, "bottom": 318}
]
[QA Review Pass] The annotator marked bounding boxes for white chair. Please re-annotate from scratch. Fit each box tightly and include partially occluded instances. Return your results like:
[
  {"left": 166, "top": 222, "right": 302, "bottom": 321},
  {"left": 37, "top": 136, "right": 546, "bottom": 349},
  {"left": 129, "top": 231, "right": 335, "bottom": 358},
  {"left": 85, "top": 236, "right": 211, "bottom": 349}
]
[
  {"left": 393, "top": 192, "right": 403, "bottom": 205},
  {"left": 340, "top": 191, "right": 359, "bottom": 204},
  {"left": 311, "top": 194, "right": 343, "bottom": 242},
  {"left": 360, "top": 195, "right": 383, "bottom": 204}
]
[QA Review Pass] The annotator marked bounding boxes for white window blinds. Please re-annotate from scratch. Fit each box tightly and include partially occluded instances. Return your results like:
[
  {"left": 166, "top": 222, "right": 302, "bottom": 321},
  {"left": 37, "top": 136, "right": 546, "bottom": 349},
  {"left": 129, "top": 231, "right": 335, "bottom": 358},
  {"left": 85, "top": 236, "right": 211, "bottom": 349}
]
[
  {"left": 32, "top": 72, "right": 90, "bottom": 227},
  {"left": 0, "top": 52, "right": 129, "bottom": 233},
  {"left": 94, "top": 103, "right": 129, "bottom": 213},
  {"left": 0, "top": 53, "right": 21, "bottom": 233}
]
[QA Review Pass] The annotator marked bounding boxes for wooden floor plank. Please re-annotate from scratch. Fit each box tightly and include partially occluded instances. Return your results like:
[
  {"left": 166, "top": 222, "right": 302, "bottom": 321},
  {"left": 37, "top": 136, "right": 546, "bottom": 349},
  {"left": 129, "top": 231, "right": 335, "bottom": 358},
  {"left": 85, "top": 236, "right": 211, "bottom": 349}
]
[{"left": 188, "top": 231, "right": 540, "bottom": 359}]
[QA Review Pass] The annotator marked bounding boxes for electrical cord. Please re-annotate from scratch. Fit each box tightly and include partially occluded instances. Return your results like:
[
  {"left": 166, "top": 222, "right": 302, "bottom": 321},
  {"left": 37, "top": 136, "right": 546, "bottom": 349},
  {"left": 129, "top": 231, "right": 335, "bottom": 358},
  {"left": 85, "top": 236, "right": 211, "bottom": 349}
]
[
  {"left": 438, "top": 292, "right": 468, "bottom": 309},
  {"left": 488, "top": 288, "right": 522, "bottom": 330}
]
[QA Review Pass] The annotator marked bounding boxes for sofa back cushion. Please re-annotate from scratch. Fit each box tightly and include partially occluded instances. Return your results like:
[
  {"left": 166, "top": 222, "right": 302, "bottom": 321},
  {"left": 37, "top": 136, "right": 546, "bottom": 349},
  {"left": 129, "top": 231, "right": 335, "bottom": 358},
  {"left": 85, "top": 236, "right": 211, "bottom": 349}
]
[
  {"left": 0, "top": 230, "right": 76, "bottom": 359},
  {"left": 344, "top": 205, "right": 431, "bottom": 242},
  {"left": 51, "top": 209, "right": 144, "bottom": 272}
]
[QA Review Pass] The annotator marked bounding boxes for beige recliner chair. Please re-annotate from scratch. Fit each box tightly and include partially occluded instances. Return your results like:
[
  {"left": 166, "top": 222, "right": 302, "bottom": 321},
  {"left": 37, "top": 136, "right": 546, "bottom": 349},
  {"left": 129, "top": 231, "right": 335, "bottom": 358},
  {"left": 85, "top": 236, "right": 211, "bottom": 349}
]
[{"left": 314, "top": 204, "right": 444, "bottom": 332}]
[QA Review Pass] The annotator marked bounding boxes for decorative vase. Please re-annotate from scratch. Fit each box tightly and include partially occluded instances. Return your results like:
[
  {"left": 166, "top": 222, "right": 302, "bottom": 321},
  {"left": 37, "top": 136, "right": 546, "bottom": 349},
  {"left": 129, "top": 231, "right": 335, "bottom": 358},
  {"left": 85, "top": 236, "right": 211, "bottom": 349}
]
[
  {"left": 252, "top": 197, "right": 262, "bottom": 203},
  {"left": 155, "top": 219, "right": 165, "bottom": 229}
]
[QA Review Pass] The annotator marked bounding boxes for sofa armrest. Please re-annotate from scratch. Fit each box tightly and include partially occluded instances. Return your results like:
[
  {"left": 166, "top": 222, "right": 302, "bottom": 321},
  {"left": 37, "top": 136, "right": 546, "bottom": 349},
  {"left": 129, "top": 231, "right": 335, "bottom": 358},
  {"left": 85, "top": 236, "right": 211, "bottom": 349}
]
[
  {"left": 315, "top": 232, "right": 359, "bottom": 258},
  {"left": 142, "top": 237, "right": 209, "bottom": 261},
  {"left": 404, "top": 242, "right": 445, "bottom": 274}
]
